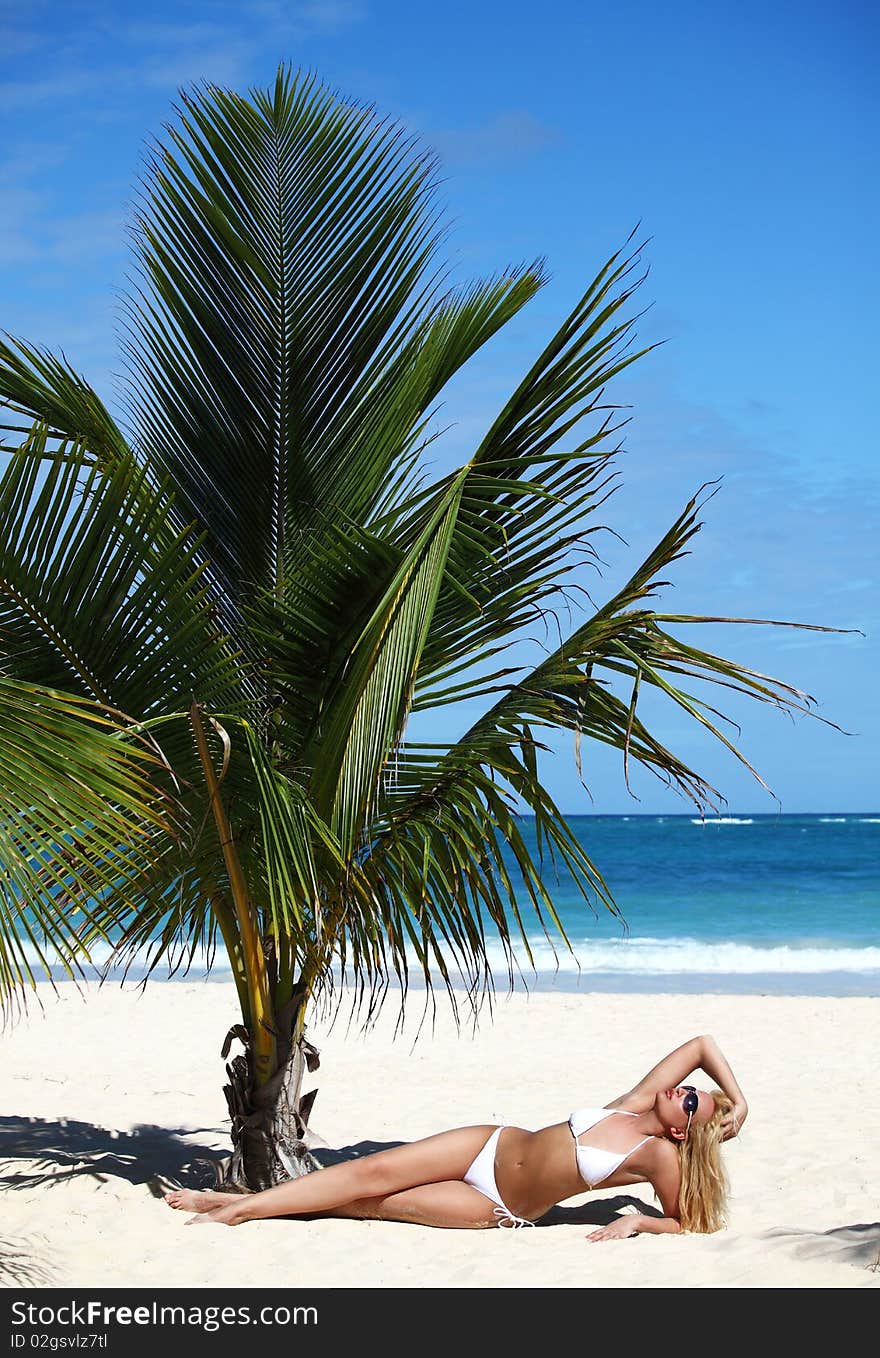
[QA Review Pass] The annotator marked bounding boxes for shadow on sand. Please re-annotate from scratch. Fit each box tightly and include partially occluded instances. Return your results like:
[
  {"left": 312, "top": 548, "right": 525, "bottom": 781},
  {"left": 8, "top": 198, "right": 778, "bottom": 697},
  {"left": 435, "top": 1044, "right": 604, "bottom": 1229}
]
[
  {"left": 760, "top": 1222, "right": 880, "bottom": 1270},
  {"left": 0, "top": 1114, "right": 229, "bottom": 1193},
  {"left": 0, "top": 1113, "right": 233, "bottom": 1286},
  {"left": 0, "top": 1234, "right": 57, "bottom": 1287}
]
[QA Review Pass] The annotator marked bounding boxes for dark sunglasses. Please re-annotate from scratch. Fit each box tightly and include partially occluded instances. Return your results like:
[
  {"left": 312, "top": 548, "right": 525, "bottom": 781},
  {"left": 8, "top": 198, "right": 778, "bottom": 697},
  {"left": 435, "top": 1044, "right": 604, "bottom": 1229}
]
[{"left": 682, "top": 1085, "right": 699, "bottom": 1130}]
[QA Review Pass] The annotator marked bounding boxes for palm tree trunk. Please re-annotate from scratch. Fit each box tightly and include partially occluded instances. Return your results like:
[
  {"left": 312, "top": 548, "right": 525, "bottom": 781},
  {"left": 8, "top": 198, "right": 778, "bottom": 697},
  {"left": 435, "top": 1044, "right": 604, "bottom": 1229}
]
[
  {"left": 191, "top": 702, "right": 322, "bottom": 1189},
  {"left": 215, "top": 990, "right": 323, "bottom": 1190},
  {"left": 189, "top": 702, "right": 278, "bottom": 1086}
]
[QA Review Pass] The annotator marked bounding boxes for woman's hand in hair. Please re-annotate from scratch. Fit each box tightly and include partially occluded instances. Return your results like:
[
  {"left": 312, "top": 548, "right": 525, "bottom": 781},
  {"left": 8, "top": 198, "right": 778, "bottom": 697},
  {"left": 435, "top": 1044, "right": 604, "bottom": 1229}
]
[{"left": 720, "top": 1099, "right": 748, "bottom": 1141}]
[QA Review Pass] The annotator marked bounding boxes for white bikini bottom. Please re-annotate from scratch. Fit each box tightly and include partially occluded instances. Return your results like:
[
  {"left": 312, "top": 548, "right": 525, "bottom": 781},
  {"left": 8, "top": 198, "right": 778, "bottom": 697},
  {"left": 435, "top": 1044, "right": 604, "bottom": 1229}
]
[{"left": 462, "top": 1126, "right": 535, "bottom": 1229}]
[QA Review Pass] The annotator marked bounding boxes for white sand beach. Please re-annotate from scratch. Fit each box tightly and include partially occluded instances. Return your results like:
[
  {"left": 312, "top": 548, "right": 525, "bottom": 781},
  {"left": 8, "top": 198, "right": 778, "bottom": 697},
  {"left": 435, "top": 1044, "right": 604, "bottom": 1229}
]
[{"left": 2, "top": 981, "right": 878, "bottom": 1291}]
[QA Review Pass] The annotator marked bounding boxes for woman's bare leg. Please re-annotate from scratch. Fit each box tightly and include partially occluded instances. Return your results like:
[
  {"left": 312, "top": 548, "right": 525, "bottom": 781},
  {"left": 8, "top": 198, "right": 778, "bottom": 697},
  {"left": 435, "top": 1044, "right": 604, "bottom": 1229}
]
[
  {"left": 164, "top": 1125, "right": 497, "bottom": 1226},
  {"left": 331, "top": 1181, "right": 499, "bottom": 1229}
]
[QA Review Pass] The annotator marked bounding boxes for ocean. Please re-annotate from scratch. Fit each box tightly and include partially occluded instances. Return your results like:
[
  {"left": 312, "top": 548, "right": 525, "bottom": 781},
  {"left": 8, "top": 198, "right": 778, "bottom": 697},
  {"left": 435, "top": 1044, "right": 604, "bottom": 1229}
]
[
  {"left": 26, "top": 812, "right": 880, "bottom": 998},
  {"left": 484, "top": 812, "right": 880, "bottom": 995}
]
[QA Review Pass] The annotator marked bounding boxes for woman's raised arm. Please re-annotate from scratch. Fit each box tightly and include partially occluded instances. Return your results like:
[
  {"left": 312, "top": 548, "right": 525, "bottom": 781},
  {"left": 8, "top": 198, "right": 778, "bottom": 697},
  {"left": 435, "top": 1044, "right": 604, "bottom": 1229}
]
[{"left": 609, "top": 1034, "right": 748, "bottom": 1139}]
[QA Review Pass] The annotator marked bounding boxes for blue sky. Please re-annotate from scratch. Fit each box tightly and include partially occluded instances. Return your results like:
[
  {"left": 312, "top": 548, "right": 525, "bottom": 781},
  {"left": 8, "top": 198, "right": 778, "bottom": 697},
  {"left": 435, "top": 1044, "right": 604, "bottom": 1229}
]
[{"left": 2, "top": 0, "right": 877, "bottom": 814}]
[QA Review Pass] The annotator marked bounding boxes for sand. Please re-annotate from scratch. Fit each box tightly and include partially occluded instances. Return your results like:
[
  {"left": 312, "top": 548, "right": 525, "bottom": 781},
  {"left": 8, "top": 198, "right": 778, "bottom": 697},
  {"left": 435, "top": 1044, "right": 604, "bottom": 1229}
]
[{"left": 2, "top": 981, "right": 878, "bottom": 1291}]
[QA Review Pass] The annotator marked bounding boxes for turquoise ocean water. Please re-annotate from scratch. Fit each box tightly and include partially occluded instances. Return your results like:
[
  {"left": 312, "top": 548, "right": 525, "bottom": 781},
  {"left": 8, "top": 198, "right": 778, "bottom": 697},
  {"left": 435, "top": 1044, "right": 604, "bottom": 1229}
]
[
  {"left": 484, "top": 812, "right": 880, "bottom": 995},
  {"left": 31, "top": 812, "right": 880, "bottom": 997}
]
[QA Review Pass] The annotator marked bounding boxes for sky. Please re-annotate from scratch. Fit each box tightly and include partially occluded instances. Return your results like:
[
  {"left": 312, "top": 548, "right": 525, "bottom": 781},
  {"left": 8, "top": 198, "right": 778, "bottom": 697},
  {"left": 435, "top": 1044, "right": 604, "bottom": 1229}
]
[{"left": 1, "top": 0, "right": 877, "bottom": 815}]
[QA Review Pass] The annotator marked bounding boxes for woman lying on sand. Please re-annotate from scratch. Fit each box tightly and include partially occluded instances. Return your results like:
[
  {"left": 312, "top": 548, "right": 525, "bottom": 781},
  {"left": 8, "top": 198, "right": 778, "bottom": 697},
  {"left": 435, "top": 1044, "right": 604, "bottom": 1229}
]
[{"left": 165, "top": 1033, "right": 746, "bottom": 1239}]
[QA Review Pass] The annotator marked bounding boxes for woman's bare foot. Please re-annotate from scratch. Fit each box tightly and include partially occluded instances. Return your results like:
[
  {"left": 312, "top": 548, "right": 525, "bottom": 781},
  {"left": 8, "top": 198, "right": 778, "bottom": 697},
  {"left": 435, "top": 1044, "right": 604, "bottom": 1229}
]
[
  {"left": 186, "top": 1201, "right": 249, "bottom": 1226},
  {"left": 164, "top": 1189, "right": 241, "bottom": 1214}
]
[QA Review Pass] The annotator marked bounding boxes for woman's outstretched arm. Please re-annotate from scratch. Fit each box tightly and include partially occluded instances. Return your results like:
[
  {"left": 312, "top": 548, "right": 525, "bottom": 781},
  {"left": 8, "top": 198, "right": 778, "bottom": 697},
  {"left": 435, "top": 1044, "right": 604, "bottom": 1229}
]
[
  {"left": 587, "top": 1139, "right": 684, "bottom": 1242},
  {"left": 609, "top": 1033, "right": 748, "bottom": 1138}
]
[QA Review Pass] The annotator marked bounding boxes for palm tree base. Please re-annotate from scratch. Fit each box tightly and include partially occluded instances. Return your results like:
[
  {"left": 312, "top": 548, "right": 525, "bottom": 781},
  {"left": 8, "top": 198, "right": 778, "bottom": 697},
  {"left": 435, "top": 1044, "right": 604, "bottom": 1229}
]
[{"left": 215, "top": 1001, "right": 323, "bottom": 1191}]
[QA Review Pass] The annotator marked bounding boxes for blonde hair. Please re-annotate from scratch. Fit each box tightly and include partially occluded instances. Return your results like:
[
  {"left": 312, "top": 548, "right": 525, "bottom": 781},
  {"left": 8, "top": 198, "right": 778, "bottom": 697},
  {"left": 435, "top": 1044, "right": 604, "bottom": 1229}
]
[{"left": 676, "top": 1088, "right": 732, "bottom": 1233}]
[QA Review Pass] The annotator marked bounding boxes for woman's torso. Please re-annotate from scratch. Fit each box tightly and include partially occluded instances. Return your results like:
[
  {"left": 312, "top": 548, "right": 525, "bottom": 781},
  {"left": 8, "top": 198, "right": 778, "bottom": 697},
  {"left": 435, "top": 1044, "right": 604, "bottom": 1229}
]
[{"left": 493, "top": 1110, "right": 659, "bottom": 1222}]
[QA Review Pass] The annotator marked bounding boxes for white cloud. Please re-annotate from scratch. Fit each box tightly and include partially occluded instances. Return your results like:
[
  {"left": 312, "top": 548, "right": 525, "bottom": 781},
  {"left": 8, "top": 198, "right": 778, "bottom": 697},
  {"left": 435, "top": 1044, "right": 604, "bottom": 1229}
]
[
  {"left": 428, "top": 112, "right": 558, "bottom": 168},
  {"left": 0, "top": 152, "right": 126, "bottom": 268},
  {"left": 244, "top": 0, "right": 367, "bottom": 34},
  {"left": 0, "top": 1, "right": 367, "bottom": 109},
  {"left": 0, "top": 69, "right": 99, "bottom": 110}
]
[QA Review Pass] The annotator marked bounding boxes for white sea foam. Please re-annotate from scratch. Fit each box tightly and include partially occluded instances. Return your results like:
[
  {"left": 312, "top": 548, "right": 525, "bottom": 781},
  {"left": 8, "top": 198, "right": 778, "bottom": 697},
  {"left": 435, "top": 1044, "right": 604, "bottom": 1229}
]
[
  {"left": 15, "top": 938, "right": 235, "bottom": 976},
  {"left": 690, "top": 817, "right": 754, "bottom": 826},
  {"left": 477, "top": 935, "right": 880, "bottom": 976},
  {"left": 858, "top": 818, "right": 880, "bottom": 824},
  {"left": 819, "top": 817, "right": 848, "bottom": 823},
  {"left": 23, "top": 932, "right": 878, "bottom": 983}
]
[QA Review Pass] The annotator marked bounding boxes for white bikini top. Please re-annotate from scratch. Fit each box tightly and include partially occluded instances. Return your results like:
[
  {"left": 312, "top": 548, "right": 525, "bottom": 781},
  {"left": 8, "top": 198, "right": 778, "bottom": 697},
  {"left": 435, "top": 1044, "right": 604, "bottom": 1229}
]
[{"left": 568, "top": 1107, "right": 653, "bottom": 1187}]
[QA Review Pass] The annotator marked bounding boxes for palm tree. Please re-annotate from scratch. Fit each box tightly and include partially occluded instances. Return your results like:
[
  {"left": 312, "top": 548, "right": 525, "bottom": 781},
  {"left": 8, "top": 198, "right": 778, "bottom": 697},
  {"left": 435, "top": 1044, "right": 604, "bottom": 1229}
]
[{"left": 0, "top": 69, "right": 826, "bottom": 1190}]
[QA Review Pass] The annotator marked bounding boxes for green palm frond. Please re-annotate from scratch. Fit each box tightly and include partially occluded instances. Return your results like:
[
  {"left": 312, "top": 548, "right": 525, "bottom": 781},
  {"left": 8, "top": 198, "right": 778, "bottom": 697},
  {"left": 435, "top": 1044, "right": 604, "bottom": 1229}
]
[
  {"left": 394, "top": 488, "right": 829, "bottom": 824},
  {"left": 0, "top": 337, "right": 129, "bottom": 462},
  {"left": 0, "top": 66, "right": 840, "bottom": 1035},
  {"left": 0, "top": 678, "right": 178, "bottom": 1012},
  {"left": 350, "top": 758, "right": 616, "bottom": 1019},
  {"left": 121, "top": 68, "right": 541, "bottom": 602},
  {"left": 303, "top": 471, "right": 466, "bottom": 850},
  {"left": 350, "top": 487, "right": 835, "bottom": 1006},
  {"left": 354, "top": 241, "right": 653, "bottom": 718},
  {"left": 0, "top": 430, "right": 248, "bottom": 755}
]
